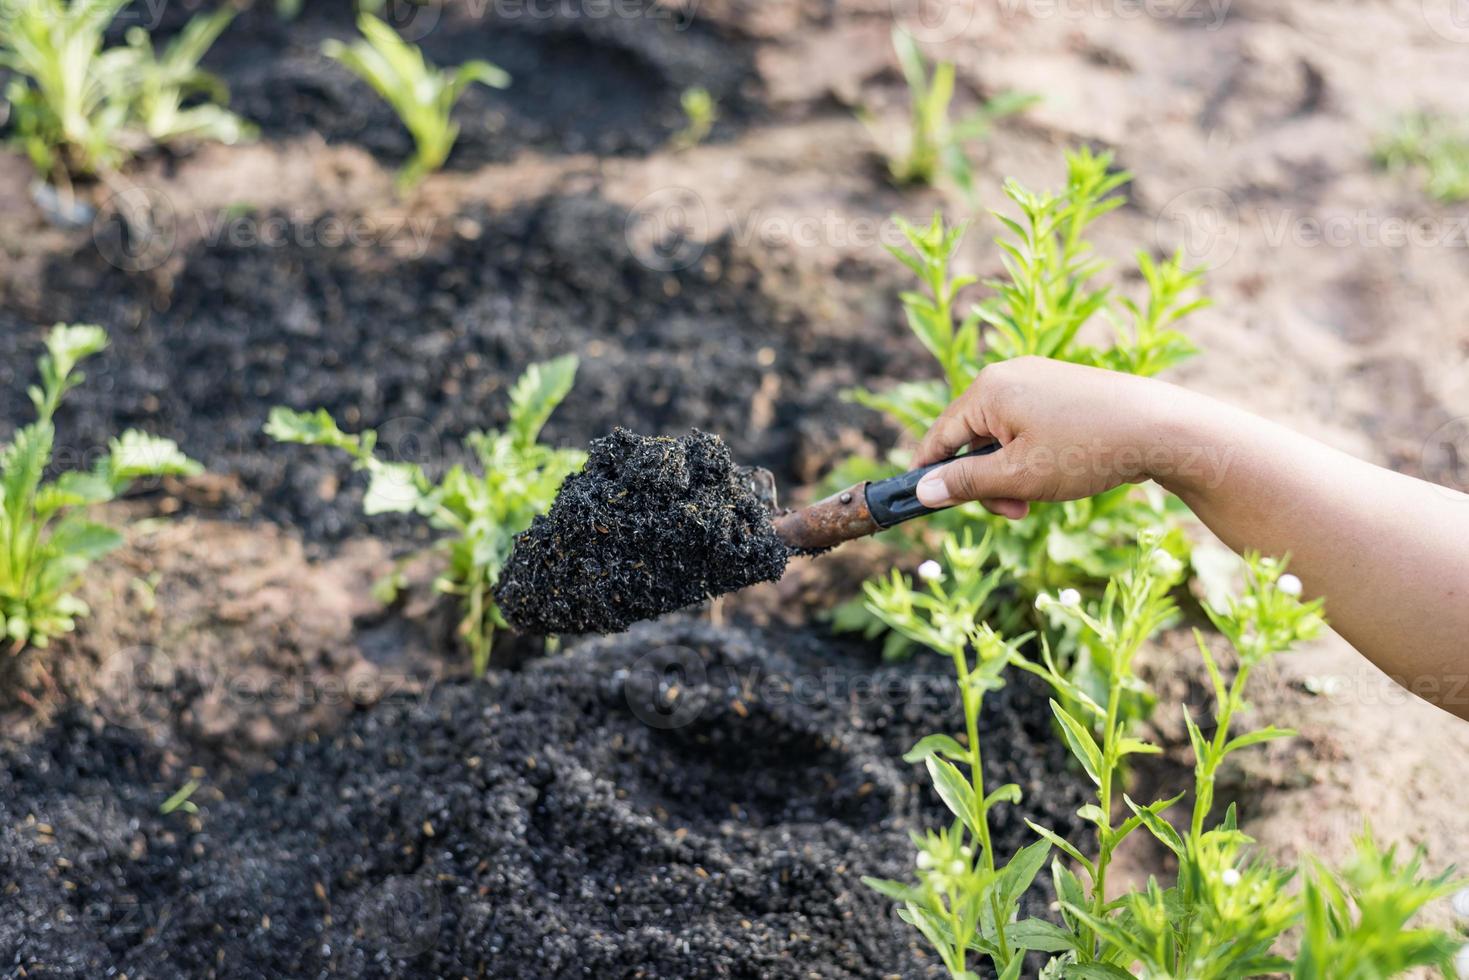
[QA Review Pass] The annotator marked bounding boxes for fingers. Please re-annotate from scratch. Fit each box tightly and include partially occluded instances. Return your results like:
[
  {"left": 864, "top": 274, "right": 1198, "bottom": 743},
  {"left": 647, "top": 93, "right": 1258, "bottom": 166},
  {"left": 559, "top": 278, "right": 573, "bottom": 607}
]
[
  {"left": 915, "top": 395, "right": 993, "bottom": 467},
  {"left": 980, "top": 497, "right": 1029, "bottom": 520},
  {"left": 915, "top": 445, "right": 1028, "bottom": 509}
]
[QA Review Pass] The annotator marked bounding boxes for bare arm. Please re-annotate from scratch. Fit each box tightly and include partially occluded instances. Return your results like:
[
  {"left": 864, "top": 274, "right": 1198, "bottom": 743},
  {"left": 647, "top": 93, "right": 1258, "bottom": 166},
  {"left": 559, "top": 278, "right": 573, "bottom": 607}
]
[{"left": 911, "top": 356, "right": 1469, "bottom": 720}]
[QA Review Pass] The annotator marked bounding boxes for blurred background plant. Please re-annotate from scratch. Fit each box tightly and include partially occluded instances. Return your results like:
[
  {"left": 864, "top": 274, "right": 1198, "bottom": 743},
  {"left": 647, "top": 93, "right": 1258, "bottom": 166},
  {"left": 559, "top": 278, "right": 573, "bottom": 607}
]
[
  {"left": 673, "top": 86, "right": 718, "bottom": 150},
  {"left": 323, "top": 13, "right": 509, "bottom": 190},
  {"left": 0, "top": 0, "right": 252, "bottom": 193},
  {"left": 862, "top": 28, "right": 1039, "bottom": 202},
  {"left": 1375, "top": 113, "right": 1469, "bottom": 203}
]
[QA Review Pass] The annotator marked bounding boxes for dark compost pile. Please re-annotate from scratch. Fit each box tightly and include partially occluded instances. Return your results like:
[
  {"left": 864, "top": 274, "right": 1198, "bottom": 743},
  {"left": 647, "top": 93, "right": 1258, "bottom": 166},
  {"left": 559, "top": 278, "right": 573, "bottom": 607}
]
[
  {"left": 0, "top": 621, "right": 1089, "bottom": 979},
  {"left": 496, "top": 429, "right": 791, "bottom": 635}
]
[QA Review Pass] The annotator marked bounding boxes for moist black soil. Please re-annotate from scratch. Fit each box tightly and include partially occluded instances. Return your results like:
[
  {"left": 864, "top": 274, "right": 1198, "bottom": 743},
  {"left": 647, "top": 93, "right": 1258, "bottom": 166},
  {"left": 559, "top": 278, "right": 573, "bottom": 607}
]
[
  {"left": 0, "top": 192, "right": 915, "bottom": 544},
  {"left": 0, "top": 620, "right": 1089, "bottom": 978},
  {"left": 497, "top": 429, "right": 790, "bottom": 635},
  {"left": 108, "top": 0, "right": 760, "bottom": 171}
]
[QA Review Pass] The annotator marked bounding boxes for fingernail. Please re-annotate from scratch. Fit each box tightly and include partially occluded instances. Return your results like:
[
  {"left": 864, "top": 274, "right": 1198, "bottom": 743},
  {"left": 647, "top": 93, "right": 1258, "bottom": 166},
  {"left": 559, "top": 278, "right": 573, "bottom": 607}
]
[{"left": 916, "top": 471, "right": 950, "bottom": 507}]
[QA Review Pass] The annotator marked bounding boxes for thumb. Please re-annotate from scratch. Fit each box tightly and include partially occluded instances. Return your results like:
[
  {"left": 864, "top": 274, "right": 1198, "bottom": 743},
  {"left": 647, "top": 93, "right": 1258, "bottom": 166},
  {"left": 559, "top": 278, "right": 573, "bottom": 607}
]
[{"left": 915, "top": 447, "right": 1026, "bottom": 508}]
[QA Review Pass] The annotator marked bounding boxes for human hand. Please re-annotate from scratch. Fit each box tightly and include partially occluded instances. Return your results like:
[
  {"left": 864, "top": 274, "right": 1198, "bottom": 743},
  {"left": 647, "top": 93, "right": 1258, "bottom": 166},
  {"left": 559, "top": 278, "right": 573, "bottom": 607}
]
[{"left": 912, "top": 357, "right": 1196, "bottom": 518}]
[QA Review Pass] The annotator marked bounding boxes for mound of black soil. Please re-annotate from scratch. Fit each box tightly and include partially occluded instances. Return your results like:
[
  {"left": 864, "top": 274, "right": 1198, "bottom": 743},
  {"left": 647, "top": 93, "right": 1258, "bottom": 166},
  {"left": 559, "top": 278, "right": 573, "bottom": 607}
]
[
  {"left": 111, "top": 0, "right": 758, "bottom": 171},
  {"left": 0, "top": 621, "right": 1089, "bottom": 978},
  {"left": 497, "top": 429, "right": 789, "bottom": 635},
  {"left": 2, "top": 193, "right": 914, "bottom": 543}
]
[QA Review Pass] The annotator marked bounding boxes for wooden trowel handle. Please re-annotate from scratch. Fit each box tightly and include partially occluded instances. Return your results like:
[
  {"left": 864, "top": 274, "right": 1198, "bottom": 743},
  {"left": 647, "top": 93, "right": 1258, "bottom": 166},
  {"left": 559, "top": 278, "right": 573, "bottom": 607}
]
[{"left": 773, "top": 442, "right": 1001, "bottom": 553}]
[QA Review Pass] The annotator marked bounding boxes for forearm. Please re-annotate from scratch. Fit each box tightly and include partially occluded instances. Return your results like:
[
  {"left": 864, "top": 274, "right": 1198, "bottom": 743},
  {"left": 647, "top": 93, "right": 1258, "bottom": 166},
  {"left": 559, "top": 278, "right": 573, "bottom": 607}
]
[{"left": 1152, "top": 390, "right": 1469, "bottom": 718}]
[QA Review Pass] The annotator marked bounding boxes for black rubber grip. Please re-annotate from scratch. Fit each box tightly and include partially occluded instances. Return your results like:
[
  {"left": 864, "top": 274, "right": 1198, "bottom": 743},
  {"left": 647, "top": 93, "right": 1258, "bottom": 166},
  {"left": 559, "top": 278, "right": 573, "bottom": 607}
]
[{"left": 864, "top": 442, "right": 1002, "bottom": 528}]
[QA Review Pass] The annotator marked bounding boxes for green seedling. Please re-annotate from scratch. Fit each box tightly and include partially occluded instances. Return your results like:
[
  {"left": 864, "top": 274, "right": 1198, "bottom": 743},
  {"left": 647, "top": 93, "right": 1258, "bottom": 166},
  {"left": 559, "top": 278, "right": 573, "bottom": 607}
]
[
  {"left": 1, "top": 325, "right": 200, "bottom": 653},
  {"left": 323, "top": 14, "right": 510, "bottom": 190},
  {"left": 868, "top": 27, "right": 1038, "bottom": 199},
  {"left": 160, "top": 779, "right": 201, "bottom": 815},
  {"left": 267, "top": 356, "right": 584, "bottom": 675},
  {"left": 836, "top": 150, "right": 1204, "bottom": 742},
  {"left": 673, "top": 86, "right": 718, "bottom": 150},
  {"left": 0, "top": 0, "right": 134, "bottom": 181},
  {"left": 121, "top": 9, "right": 254, "bottom": 148},
  {"left": 0, "top": 0, "right": 249, "bottom": 187},
  {"left": 860, "top": 529, "right": 1058, "bottom": 979},
  {"left": 869, "top": 538, "right": 1461, "bottom": 978},
  {"left": 1376, "top": 113, "right": 1469, "bottom": 203}
]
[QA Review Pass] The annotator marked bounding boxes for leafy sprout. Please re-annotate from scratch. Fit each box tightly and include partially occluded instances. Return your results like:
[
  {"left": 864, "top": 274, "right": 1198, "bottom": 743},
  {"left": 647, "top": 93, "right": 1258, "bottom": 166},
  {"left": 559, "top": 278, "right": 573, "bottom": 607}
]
[
  {"left": 1, "top": 325, "right": 201, "bottom": 653},
  {"left": 0, "top": 0, "right": 250, "bottom": 187},
  {"left": 323, "top": 14, "right": 509, "bottom": 190},
  {"left": 266, "top": 356, "right": 584, "bottom": 675},
  {"left": 672, "top": 86, "right": 718, "bottom": 150},
  {"left": 866, "top": 27, "right": 1039, "bottom": 200},
  {"left": 1376, "top": 113, "right": 1469, "bottom": 204}
]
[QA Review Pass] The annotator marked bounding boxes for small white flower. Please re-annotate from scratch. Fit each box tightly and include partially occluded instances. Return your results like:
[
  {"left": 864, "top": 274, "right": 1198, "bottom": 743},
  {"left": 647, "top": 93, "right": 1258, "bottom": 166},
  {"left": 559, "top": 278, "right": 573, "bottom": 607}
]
[
  {"left": 1456, "top": 943, "right": 1469, "bottom": 977},
  {"left": 1220, "top": 868, "right": 1242, "bottom": 887},
  {"left": 959, "top": 846, "right": 973, "bottom": 859},
  {"left": 1058, "top": 588, "right": 1082, "bottom": 609},
  {"left": 1453, "top": 887, "right": 1469, "bottom": 919},
  {"left": 1277, "top": 573, "right": 1303, "bottom": 597},
  {"left": 916, "top": 852, "right": 934, "bottom": 870},
  {"left": 917, "top": 560, "right": 944, "bottom": 583},
  {"left": 948, "top": 859, "right": 967, "bottom": 877},
  {"left": 1034, "top": 593, "right": 1053, "bottom": 611},
  {"left": 1149, "top": 549, "right": 1183, "bottom": 579}
]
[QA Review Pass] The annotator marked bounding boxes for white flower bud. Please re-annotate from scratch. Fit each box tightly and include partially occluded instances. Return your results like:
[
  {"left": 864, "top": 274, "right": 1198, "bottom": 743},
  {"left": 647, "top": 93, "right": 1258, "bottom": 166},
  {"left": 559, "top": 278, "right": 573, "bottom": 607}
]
[
  {"left": 1058, "top": 588, "right": 1082, "bottom": 609},
  {"left": 948, "top": 859, "right": 967, "bottom": 877},
  {"left": 1149, "top": 549, "right": 1183, "bottom": 579},
  {"left": 1453, "top": 887, "right": 1469, "bottom": 919},
  {"left": 1221, "top": 868, "right": 1242, "bottom": 887},
  {"left": 1034, "top": 593, "right": 1053, "bottom": 611},
  {"left": 1456, "top": 943, "right": 1469, "bottom": 977},
  {"left": 1277, "top": 573, "right": 1303, "bottom": 597},
  {"left": 916, "top": 852, "right": 934, "bottom": 870},
  {"left": 959, "top": 846, "right": 973, "bottom": 859},
  {"left": 917, "top": 560, "right": 943, "bottom": 583}
]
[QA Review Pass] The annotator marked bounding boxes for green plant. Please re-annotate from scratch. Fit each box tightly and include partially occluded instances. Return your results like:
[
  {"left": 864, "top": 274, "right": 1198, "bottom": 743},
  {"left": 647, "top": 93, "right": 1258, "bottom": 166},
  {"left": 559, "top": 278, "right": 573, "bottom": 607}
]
[
  {"left": 160, "top": 778, "right": 201, "bottom": 815},
  {"left": 859, "top": 529, "right": 1061, "bottom": 979},
  {"left": 673, "top": 86, "right": 718, "bottom": 150},
  {"left": 120, "top": 9, "right": 253, "bottom": 147},
  {"left": 266, "top": 356, "right": 583, "bottom": 674},
  {"left": 1, "top": 0, "right": 134, "bottom": 180},
  {"left": 836, "top": 150, "right": 1205, "bottom": 711},
  {"left": 1376, "top": 113, "right": 1469, "bottom": 203},
  {"left": 866, "top": 538, "right": 1462, "bottom": 978},
  {"left": 323, "top": 14, "right": 509, "bottom": 189},
  {"left": 0, "top": 0, "right": 250, "bottom": 185},
  {"left": 867, "top": 28, "right": 1038, "bottom": 198},
  {"left": 1, "top": 325, "right": 200, "bottom": 653}
]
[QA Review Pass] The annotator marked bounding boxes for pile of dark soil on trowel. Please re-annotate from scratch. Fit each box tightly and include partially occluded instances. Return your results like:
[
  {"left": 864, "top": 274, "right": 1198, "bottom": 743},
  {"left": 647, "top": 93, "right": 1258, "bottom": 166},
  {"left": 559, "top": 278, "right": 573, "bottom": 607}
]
[
  {"left": 0, "top": 620, "right": 1089, "bottom": 978},
  {"left": 496, "top": 428, "right": 791, "bottom": 635}
]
